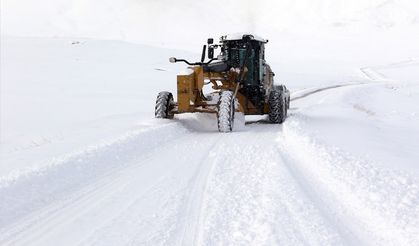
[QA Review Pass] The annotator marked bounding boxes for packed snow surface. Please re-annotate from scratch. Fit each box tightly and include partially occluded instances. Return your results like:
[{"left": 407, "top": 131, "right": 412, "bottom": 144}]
[{"left": 1, "top": 0, "right": 419, "bottom": 245}]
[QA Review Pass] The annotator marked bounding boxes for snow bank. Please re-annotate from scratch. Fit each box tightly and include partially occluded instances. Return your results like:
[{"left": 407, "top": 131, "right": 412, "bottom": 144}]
[
  {"left": 0, "top": 121, "right": 188, "bottom": 227},
  {"left": 0, "top": 37, "right": 195, "bottom": 178}
]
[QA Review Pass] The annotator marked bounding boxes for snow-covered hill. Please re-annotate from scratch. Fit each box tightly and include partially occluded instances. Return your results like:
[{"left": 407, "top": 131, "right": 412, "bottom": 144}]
[{"left": 2, "top": 0, "right": 419, "bottom": 48}]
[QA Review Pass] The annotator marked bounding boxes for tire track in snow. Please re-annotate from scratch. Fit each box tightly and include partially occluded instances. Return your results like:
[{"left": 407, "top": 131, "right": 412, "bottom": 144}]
[
  {"left": 275, "top": 130, "right": 365, "bottom": 245},
  {"left": 179, "top": 136, "right": 222, "bottom": 246},
  {"left": 359, "top": 58, "right": 419, "bottom": 82},
  {"left": 76, "top": 132, "right": 225, "bottom": 246},
  {"left": 291, "top": 82, "right": 372, "bottom": 102},
  {"left": 360, "top": 67, "right": 390, "bottom": 81},
  {"left": 277, "top": 117, "right": 419, "bottom": 245},
  {"left": 195, "top": 126, "right": 345, "bottom": 245}
]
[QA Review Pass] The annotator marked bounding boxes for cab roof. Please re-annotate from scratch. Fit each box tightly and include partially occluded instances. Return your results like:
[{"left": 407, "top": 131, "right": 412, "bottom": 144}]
[{"left": 220, "top": 33, "right": 267, "bottom": 43}]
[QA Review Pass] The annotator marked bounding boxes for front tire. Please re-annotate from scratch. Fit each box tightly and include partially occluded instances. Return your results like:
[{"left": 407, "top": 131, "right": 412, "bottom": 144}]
[
  {"left": 268, "top": 90, "right": 287, "bottom": 123},
  {"left": 155, "top": 91, "right": 174, "bottom": 119},
  {"left": 217, "top": 90, "right": 235, "bottom": 132}
]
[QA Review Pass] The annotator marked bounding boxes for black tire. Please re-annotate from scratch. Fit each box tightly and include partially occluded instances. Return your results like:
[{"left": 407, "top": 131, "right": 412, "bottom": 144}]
[
  {"left": 268, "top": 90, "right": 287, "bottom": 123},
  {"left": 155, "top": 91, "right": 174, "bottom": 119},
  {"left": 217, "top": 90, "right": 235, "bottom": 133}
]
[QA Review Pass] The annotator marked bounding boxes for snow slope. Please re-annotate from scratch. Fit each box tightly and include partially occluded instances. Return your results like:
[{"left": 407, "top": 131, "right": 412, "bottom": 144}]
[
  {"left": 2, "top": 0, "right": 419, "bottom": 49},
  {"left": 0, "top": 37, "right": 195, "bottom": 178}
]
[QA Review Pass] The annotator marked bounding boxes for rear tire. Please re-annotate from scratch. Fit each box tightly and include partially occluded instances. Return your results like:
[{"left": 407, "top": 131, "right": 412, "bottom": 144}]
[
  {"left": 155, "top": 91, "right": 174, "bottom": 119},
  {"left": 268, "top": 90, "right": 287, "bottom": 123},
  {"left": 217, "top": 90, "right": 235, "bottom": 132}
]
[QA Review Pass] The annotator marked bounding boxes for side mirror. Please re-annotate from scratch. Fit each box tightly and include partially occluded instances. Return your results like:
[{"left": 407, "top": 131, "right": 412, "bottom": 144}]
[
  {"left": 208, "top": 46, "right": 214, "bottom": 59},
  {"left": 207, "top": 38, "right": 214, "bottom": 44},
  {"left": 169, "top": 57, "right": 177, "bottom": 63}
]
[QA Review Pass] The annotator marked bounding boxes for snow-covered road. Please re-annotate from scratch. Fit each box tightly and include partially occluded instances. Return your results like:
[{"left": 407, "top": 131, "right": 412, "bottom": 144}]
[
  {"left": 1, "top": 83, "right": 419, "bottom": 245},
  {"left": 1, "top": 38, "right": 419, "bottom": 245}
]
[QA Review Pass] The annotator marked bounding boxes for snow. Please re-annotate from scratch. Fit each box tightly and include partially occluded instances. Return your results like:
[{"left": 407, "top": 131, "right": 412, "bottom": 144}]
[
  {"left": 220, "top": 33, "right": 267, "bottom": 43},
  {"left": 1, "top": 0, "right": 419, "bottom": 245},
  {"left": 178, "top": 68, "right": 194, "bottom": 76},
  {"left": 3, "top": 0, "right": 419, "bottom": 49},
  {"left": 0, "top": 37, "right": 195, "bottom": 179}
]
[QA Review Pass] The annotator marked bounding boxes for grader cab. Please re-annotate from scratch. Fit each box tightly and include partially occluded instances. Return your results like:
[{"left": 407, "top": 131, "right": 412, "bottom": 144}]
[{"left": 155, "top": 33, "right": 290, "bottom": 132}]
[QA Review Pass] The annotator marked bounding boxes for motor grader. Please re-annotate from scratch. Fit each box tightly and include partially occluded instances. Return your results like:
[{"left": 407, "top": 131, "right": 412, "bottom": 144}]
[{"left": 155, "top": 34, "right": 290, "bottom": 132}]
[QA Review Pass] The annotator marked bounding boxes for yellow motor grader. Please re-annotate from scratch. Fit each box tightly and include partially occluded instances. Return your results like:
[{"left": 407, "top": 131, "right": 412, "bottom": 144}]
[{"left": 155, "top": 34, "right": 290, "bottom": 132}]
